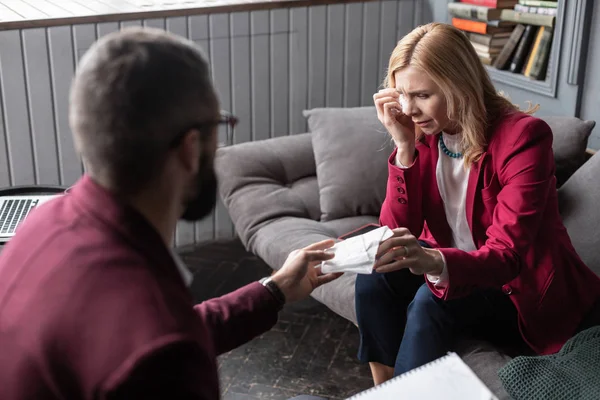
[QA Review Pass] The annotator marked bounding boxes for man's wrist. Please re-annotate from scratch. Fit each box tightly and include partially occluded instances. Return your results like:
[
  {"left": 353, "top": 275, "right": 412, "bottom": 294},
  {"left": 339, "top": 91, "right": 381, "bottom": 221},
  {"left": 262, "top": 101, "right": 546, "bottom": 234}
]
[{"left": 259, "top": 276, "right": 286, "bottom": 310}]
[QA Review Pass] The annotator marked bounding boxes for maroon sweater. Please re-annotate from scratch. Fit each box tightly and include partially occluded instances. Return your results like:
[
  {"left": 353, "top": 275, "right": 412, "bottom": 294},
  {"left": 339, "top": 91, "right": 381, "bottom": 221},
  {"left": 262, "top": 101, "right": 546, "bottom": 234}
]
[{"left": 0, "top": 176, "right": 279, "bottom": 399}]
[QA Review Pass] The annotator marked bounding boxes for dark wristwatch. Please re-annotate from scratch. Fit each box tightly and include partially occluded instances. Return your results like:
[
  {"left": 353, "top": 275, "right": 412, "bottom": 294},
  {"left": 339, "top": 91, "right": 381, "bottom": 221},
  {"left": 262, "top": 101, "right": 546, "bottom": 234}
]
[{"left": 259, "top": 277, "right": 286, "bottom": 310}]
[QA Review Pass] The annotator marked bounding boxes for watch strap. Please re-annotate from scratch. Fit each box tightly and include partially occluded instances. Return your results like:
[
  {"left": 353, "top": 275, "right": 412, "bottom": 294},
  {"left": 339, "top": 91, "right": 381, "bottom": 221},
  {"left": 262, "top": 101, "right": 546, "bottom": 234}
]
[{"left": 259, "top": 277, "right": 286, "bottom": 310}]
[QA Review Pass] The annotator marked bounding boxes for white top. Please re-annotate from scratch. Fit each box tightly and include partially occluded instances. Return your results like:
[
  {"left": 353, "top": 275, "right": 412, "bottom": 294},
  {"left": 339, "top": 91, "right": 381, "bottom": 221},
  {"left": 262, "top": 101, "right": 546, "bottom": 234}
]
[{"left": 395, "top": 133, "right": 475, "bottom": 287}]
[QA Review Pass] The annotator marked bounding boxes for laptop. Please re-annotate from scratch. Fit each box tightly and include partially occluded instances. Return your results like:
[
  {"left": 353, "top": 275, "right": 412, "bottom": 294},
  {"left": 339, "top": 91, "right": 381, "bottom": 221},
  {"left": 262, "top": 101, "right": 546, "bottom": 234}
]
[{"left": 0, "top": 194, "right": 59, "bottom": 243}]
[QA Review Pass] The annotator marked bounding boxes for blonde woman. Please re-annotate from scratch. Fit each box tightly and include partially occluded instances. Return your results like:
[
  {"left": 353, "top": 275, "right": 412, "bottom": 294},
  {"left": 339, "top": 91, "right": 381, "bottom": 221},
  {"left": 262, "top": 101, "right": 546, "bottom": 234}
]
[{"left": 355, "top": 22, "right": 600, "bottom": 385}]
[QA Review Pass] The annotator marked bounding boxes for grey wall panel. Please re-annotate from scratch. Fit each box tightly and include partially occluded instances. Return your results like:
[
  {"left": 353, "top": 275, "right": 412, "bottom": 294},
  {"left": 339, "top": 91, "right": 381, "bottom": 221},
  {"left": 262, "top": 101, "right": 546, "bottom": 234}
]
[
  {"left": 344, "top": 3, "right": 363, "bottom": 108},
  {"left": 0, "top": 30, "right": 35, "bottom": 185},
  {"left": 0, "top": 1, "right": 428, "bottom": 246},
  {"left": 250, "top": 10, "right": 270, "bottom": 141},
  {"left": 143, "top": 18, "right": 166, "bottom": 29},
  {"left": 209, "top": 13, "right": 234, "bottom": 238},
  {"left": 397, "top": 0, "right": 416, "bottom": 39},
  {"left": 120, "top": 20, "right": 143, "bottom": 28},
  {"left": 73, "top": 24, "right": 97, "bottom": 64},
  {"left": 97, "top": 22, "right": 120, "bottom": 37},
  {"left": 167, "top": 16, "right": 188, "bottom": 38},
  {"left": 166, "top": 16, "right": 196, "bottom": 248},
  {"left": 0, "top": 75, "right": 8, "bottom": 187},
  {"left": 289, "top": 7, "right": 308, "bottom": 134},
  {"left": 308, "top": 5, "right": 326, "bottom": 109},
  {"left": 270, "top": 8, "right": 290, "bottom": 137},
  {"left": 48, "top": 26, "right": 80, "bottom": 186},
  {"left": 231, "top": 12, "right": 252, "bottom": 144},
  {"left": 326, "top": 4, "right": 345, "bottom": 108},
  {"left": 379, "top": 0, "right": 398, "bottom": 86},
  {"left": 22, "top": 28, "right": 60, "bottom": 185},
  {"left": 188, "top": 14, "right": 216, "bottom": 244},
  {"left": 72, "top": 24, "right": 96, "bottom": 175},
  {"left": 361, "top": 1, "right": 381, "bottom": 104}
]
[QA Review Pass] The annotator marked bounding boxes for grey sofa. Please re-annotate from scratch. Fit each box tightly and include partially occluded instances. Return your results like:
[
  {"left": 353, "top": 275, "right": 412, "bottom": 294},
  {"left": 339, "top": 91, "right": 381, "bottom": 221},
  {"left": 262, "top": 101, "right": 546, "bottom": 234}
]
[{"left": 216, "top": 107, "right": 600, "bottom": 399}]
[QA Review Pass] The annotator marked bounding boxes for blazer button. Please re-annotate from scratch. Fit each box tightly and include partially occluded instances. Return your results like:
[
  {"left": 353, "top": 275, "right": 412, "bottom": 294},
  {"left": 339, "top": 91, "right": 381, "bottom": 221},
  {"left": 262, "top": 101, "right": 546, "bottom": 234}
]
[
  {"left": 397, "top": 187, "right": 405, "bottom": 194},
  {"left": 502, "top": 284, "right": 512, "bottom": 295},
  {"left": 397, "top": 197, "right": 407, "bottom": 204},
  {"left": 397, "top": 176, "right": 405, "bottom": 184}
]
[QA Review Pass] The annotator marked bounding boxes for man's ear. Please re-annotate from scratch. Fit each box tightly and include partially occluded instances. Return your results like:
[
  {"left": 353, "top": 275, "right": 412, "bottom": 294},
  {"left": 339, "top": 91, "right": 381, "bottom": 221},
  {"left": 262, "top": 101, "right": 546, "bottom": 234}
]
[{"left": 177, "top": 129, "right": 201, "bottom": 175}]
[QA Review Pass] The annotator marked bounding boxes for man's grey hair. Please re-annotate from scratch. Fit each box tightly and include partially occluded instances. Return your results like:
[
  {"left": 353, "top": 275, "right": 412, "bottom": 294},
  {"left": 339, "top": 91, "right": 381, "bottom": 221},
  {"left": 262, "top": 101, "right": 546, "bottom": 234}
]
[{"left": 69, "top": 27, "right": 217, "bottom": 196}]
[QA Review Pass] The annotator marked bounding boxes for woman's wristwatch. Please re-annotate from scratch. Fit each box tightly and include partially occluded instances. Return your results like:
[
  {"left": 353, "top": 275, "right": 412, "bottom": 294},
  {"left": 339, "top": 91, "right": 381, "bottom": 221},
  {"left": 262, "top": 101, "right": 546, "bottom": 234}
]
[{"left": 259, "top": 277, "right": 286, "bottom": 310}]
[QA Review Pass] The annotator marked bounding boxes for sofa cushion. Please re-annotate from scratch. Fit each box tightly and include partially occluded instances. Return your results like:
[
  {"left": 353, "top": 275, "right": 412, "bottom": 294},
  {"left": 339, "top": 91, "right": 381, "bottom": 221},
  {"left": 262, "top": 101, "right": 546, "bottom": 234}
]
[
  {"left": 216, "top": 133, "right": 321, "bottom": 247},
  {"left": 558, "top": 152, "right": 600, "bottom": 276},
  {"left": 303, "top": 107, "right": 395, "bottom": 221},
  {"left": 542, "top": 116, "right": 595, "bottom": 186},
  {"left": 248, "top": 215, "right": 379, "bottom": 322},
  {"left": 456, "top": 339, "right": 512, "bottom": 400}
]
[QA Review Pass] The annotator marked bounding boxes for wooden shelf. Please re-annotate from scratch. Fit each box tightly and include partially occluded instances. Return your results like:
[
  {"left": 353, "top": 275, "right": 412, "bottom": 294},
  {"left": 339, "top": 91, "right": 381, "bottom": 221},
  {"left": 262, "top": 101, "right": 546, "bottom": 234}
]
[{"left": 484, "top": 64, "right": 556, "bottom": 97}]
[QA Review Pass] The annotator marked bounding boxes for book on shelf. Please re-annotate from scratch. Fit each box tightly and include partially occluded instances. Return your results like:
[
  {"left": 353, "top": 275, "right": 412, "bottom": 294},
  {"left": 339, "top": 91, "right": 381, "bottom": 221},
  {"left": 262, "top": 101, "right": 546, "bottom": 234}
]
[
  {"left": 460, "top": 0, "right": 518, "bottom": 7},
  {"left": 347, "top": 352, "right": 499, "bottom": 400},
  {"left": 508, "top": 24, "right": 538, "bottom": 73},
  {"left": 468, "top": 31, "right": 512, "bottom": 47},
  {"left": 452, "top": 17, "right": 515, "bottom": 35},
  {"left": 514, "top": 4, "right": 558, "bottom": 16},
  {"left": 493, "top": 24, "right": 526, "bottom": 69},
  {"left": 526, "top": 26, "right": 553, "bottom": 79},
  {"left": 448, "top": 0, "right": 557, "bottom": 80},
  {"left": 448, "top": 3, "right": 504, "bottom": 20},
  {"left": 500, "top": 9, "right": 555, "bottom": 27},
  {"left": 518, "top": 0, "right": 557, "bottom": 7}
]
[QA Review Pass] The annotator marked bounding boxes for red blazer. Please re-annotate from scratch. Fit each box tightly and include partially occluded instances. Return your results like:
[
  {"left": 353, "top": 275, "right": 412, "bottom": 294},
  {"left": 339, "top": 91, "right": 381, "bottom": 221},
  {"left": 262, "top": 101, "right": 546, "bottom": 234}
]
[
  {"left": 379, "top": 111, "right": 600, "bottom": 355},
  {"left": 0, "top": 176, "right": 279, "bottom": 399}
]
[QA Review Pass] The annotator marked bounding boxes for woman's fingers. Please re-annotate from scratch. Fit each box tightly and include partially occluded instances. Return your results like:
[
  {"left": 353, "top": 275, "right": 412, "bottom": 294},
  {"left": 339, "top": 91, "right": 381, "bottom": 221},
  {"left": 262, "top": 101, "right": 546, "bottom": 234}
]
[
  {"left": 374, "top": 257, "right": 415, "bottom": 273},
  {"left": 373, "top": 88, "right": 399, "bottom": 101},
  {"left": 374, "top": 246, "right": 412, "bottom": 268},
  {"left": 376, "top": 234, "right": 414, "bottom": 259}
]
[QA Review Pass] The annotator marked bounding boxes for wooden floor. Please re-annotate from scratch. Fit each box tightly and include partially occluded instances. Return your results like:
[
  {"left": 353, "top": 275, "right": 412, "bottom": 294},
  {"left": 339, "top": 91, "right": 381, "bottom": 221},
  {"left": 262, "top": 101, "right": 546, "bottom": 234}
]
[{"left": 182, "top": 239, "right": 374, "bottom": 399}]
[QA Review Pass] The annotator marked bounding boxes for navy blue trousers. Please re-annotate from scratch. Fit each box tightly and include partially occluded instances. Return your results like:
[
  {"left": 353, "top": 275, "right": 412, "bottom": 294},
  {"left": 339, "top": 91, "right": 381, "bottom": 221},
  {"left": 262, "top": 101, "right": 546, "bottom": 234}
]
[{"left": 355, "top": 251, "right": 526, "bottom": 376}]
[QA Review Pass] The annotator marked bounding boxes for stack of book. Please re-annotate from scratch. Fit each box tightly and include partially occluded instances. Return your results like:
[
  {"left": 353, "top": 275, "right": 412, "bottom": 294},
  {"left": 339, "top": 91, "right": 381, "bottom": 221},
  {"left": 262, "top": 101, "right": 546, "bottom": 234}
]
[
  {"left": 448, "top": 0, "right": 557, "bottom": 80},
  {"left": 448, "top": 0, "right": 519, "bottom": 66}
]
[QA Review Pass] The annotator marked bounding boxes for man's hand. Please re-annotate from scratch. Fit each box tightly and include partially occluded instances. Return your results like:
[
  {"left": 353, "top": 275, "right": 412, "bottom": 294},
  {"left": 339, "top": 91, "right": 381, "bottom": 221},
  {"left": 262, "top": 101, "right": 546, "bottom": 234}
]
[{"left": 271, "top": 239, "right": 342, "bottom": 304}]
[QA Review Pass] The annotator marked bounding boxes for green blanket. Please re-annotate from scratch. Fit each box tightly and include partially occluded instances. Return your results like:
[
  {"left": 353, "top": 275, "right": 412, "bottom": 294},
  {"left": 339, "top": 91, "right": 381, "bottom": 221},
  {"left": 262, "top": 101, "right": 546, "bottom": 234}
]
[{"left": 498, "top": 326, "right": 600, "bottom": 400}]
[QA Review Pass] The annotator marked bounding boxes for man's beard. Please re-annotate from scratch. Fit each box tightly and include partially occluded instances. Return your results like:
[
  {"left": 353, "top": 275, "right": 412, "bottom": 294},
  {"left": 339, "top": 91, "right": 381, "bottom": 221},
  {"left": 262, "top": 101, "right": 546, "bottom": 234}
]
[{"left": 180, "top": 156, "right": 218, "bottom": 222}]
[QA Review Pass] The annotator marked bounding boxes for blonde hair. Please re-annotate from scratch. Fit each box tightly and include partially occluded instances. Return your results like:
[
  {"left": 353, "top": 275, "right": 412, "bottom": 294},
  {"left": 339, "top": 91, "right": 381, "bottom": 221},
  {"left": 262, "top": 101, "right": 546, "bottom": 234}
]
[{"left": 385, "top": 22, "right": 538, "bottom": 165}]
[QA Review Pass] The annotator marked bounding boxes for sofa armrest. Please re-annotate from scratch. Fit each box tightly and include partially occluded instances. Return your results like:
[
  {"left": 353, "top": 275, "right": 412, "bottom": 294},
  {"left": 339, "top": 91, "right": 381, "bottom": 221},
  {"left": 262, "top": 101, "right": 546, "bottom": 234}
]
[{"left": 215, "top": 133, "right": 320, "bottom": 247}]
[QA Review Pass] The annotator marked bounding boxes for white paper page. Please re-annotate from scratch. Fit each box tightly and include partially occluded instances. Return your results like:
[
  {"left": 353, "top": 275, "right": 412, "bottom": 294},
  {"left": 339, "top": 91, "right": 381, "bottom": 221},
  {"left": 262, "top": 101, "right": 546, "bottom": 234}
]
[{"left": 346, "top": 352, "right": 498, "bottom": 400}]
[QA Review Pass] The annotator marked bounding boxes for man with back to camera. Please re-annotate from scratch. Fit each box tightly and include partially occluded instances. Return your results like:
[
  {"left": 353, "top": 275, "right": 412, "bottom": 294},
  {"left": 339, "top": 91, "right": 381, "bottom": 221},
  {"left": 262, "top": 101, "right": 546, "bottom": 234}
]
[{"left": 0, "top": 27, "right": 340, "bottom": 400}]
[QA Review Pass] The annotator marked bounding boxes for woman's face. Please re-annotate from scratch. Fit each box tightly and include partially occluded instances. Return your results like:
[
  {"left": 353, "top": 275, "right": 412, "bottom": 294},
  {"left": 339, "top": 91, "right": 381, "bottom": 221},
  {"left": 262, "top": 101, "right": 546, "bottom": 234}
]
[{"left": 394, "top": 66, "right": 454, "bottom": 135}]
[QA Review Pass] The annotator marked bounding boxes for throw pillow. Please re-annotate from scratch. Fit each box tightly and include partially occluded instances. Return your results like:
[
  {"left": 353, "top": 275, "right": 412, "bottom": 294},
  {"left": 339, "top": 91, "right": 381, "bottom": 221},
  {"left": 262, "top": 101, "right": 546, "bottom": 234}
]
[
  {"left": 541, "top": 116, "right": 595, "bottom": 187},
  {"left": 304, "top": 107, "right": 395, "bottom": 222},
  {"left": 558, "top": 151, "right": 600, "bottom": 276}
]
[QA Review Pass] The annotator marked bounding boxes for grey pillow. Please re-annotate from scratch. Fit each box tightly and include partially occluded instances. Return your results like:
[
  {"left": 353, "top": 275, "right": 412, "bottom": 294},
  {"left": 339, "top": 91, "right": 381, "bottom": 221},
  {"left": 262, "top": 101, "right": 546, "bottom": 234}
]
[
  {"left": 558, "top": 152, "right": 600, "bottom": 277},
  {"left": 541, "top": 116, "right": 595, "bottom": 186},
  {"left": 303, "top": 106, "right": 395, "bottom": 221}
]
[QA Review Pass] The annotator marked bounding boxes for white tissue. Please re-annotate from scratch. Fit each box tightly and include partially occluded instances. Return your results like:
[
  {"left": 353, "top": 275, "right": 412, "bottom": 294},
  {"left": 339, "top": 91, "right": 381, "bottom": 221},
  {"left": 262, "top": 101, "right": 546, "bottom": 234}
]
[
  {"left": 398, "top": 94, "right": 408, "bottom": 114},
  {"left": 320, "top": 226, "right": 394, "bottom": 274}
]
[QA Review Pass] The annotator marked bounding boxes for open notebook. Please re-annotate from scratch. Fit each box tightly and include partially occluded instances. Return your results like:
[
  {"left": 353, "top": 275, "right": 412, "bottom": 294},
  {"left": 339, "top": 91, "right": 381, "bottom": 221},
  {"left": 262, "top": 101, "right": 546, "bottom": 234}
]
[{"left": 347, "top": 352, "right": 498, "bottom": 400}]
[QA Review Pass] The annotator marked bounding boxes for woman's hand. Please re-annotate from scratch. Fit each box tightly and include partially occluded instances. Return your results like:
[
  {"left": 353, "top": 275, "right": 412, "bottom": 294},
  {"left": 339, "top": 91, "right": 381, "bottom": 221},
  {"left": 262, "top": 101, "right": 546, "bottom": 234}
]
[
  {"left": 373, "top": 228, "right": 444, "bottom": 275},
  {"left": 373, "top": 88, "right": 416, "bottom": 146}
]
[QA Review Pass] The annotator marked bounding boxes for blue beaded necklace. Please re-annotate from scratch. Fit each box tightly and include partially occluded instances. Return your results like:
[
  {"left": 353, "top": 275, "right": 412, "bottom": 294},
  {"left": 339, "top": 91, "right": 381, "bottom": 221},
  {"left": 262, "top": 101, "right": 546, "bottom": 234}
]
[{"left": 439, "top": 134, "right": 463, "bottom": 159}]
